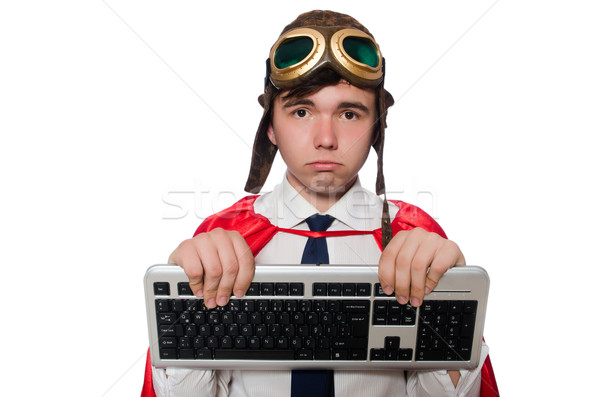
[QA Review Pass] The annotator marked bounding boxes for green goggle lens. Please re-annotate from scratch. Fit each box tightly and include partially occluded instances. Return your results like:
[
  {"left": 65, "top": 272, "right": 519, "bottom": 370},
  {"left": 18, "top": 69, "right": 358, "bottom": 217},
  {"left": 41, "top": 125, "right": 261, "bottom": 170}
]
[
  {"left": 274, "top": 36, "right": 314, "bottom": 69},
  {"left": 342, "top": 36, "right": 379, "bottom": 67}
]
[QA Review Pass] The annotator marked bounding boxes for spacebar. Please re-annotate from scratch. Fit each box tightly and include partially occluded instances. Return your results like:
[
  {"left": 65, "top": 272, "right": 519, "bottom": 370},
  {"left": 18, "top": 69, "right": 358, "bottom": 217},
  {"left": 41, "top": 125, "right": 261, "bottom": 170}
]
[{"left": 214, "top": 350, "right": 295, "bottom": 360}]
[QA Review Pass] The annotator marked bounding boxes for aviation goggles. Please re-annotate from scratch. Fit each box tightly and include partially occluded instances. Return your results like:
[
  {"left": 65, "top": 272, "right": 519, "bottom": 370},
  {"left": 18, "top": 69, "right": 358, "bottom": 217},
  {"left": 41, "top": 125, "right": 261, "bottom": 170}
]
[{"left": 267, "top": 27, "right": 385, "bottom": 90}]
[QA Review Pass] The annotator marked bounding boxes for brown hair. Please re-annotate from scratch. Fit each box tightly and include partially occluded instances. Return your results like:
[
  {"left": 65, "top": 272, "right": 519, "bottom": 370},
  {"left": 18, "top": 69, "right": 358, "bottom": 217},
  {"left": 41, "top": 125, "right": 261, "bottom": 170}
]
[{"left": 280, "top": 68, "right": 344, "bottom": 100}]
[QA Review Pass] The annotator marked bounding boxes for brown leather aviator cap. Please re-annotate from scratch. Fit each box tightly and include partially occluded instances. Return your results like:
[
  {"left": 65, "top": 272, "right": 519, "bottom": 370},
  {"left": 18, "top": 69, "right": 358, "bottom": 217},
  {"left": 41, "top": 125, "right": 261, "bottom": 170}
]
[{"left": 244, "top": 10, "right": 396, "bottom": 245}]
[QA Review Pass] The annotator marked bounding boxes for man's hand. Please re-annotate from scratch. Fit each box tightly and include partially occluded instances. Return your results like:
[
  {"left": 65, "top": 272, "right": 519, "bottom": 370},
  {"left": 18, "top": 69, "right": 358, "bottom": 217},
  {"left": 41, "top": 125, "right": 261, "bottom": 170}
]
[
  {"left": 378, "top": 227, "right": 465, "bottom": 307},
  {"left": 168, "top": 228, "right": 255, "bottom": 309}
]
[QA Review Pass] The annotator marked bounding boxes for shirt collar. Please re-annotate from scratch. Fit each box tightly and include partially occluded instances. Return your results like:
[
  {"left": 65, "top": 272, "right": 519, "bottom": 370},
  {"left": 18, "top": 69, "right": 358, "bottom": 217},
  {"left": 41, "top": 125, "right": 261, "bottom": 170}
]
[{"left": 276, "top": 176, "right": 384, "bottom": 230}]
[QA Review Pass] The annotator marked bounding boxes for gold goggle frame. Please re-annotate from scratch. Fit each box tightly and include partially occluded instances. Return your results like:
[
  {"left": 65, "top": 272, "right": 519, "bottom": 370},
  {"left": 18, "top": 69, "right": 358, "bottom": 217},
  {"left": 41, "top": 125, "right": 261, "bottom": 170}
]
[{"left": 268, "top": 27, "right": 384, "bottom": 89}]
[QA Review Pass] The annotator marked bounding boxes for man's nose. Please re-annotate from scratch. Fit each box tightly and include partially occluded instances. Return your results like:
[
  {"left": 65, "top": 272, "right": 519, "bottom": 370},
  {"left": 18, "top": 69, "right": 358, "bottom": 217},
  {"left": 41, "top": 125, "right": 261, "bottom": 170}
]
[{"left": 313, "top": 118, "right": 338, "bottom": 149}]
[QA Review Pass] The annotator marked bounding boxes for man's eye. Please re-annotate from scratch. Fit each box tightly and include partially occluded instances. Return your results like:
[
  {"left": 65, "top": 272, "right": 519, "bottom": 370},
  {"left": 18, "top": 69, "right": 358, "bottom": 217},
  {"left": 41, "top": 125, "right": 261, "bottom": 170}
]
[
  {"left": 294, "top": 109, "right": 307, "bottom": 118},
  {"left": 343, "top": 111, "right": 357, "bottom": 120}
]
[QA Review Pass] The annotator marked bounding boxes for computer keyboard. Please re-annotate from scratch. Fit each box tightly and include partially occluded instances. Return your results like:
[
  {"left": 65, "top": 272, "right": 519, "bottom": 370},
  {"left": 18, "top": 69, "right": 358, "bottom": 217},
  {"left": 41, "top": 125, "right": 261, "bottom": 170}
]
[{"left": 145, "top": 264, "right": 489, "bottom": 370}]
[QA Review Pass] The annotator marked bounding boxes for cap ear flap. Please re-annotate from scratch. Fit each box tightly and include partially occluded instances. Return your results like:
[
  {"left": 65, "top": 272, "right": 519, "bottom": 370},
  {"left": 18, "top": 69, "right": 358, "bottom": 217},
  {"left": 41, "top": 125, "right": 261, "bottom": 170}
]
[
  {"left": 383, "top": 89, "right": 394, "bottom": 109},
  {"left": 258, "top": 93, "right": 267, "bottom": 108},
  {"left": 245, "top": 85, "right": 279, "bottom": 194},
  {"left": 373, "top": 87, "right": 394, "bottom": 196}
]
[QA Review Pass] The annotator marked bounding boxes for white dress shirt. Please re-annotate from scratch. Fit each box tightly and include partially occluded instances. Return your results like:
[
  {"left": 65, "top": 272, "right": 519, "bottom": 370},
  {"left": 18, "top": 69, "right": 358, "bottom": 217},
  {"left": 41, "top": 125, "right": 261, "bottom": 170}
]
[{"left": 153, "top": 177, "right": 488, "bottom": 397}]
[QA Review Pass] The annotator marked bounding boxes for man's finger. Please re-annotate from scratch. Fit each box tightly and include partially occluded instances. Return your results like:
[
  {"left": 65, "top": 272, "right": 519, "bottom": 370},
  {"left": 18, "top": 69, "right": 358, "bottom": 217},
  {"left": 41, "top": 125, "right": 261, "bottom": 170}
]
[
  {"left": 231, "top": 233, "right": 255, "bottom": 297},
  {"left": 425, "top": 240, "right": 461, "bottom": 294},
  {"left": 168, "top": 239, "right": 205, "bottom": 297},
  {"left": 378, "top": 231, "right": 407, "bottom": 296},
  {"left": 408, "top": 233, "right": 438, "bottom": 307},
  {"left": 196, "top": 235, "right": 223, "bottom": 309},
  {"left": 214, "top": 238, "right": 240, "bottom": 307},
  {"left": 394, "top": 230, "right": 421, "bottom": 305}
]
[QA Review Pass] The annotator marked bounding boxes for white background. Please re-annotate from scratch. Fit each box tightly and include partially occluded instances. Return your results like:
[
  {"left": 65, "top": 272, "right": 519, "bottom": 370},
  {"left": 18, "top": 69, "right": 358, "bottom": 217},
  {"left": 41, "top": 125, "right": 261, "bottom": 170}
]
[{"left": 1, "top": 1, "right": 598, "bottom": 395}]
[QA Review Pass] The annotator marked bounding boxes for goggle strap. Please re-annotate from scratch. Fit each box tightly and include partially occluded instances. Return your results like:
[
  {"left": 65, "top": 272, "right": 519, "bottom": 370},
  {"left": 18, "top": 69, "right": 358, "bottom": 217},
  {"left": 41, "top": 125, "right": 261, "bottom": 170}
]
[
  {"left": 381, "top": 196, "right": 392, "bottom": 249},
  {"left": 264, "top": 58, "right": 271, "bottom": 92}
]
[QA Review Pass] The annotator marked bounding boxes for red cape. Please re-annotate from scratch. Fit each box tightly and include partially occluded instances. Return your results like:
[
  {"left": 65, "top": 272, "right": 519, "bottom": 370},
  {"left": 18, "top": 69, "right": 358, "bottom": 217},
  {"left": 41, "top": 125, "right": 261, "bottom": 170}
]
[{"left": 142, "top": 196, "right": 498, "bottom": 396}]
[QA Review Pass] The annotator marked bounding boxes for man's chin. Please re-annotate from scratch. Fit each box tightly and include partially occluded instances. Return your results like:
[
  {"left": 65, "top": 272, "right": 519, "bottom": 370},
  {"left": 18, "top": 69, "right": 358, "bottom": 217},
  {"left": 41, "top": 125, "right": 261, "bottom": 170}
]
[{"left": 308, "top": 175, "right": 356, "bottom": 195}]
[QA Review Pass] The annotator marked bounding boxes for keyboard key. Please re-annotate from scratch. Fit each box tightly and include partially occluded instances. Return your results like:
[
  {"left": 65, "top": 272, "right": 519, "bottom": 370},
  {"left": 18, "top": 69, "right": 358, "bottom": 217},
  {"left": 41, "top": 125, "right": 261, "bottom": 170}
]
[
  {"left": 240, "top": 324, "right": 253, "bottom": 336},
  {"left": 328, "top": 283, "right": 341, "bottom": 296},
  {"left": 185, "top": 324, "right": 197, "bottom": 336},
  {"left": 385, "top": 349, "right": 398, "bottom": 360},
  {"left": 248, "top": 336, "right": 260, "bottom": 349},
  {"left": 246, "top": 283, "right": 260, "bottom": 296},
  {"left": 332, "top": 338, "right": 367, "bottom": 349},
  {"left": 261, "top": 283, "right": 274, "bottom": 296},
  {"left": 158, "top": 325, "right": 176, "bottom": 337},
  {"left": 221, "top": 336, "right": 233, "bottom": 349},
  {"left": 156, "top": 300, "right": 171, "bottom": 312},
  {"left": 292, "top": 312, "right": 304, "bottom": 325},
  {"left": 193, "top": 337, "right": 205, "bottom": 348},
  {"left": 275, "top": 283, "right": 289, "bottom": 296},
  {"left": 461, "top": 314, "right": 476, "bottom": 337},
  {"left": 179, "top": 349, "right": 194, "bottom": 359},
  {"left": 285, "top": 300, "right": 298, "bottom": 312},
  {"left": 159, "top": 337, "right": 177, "bottom": 347},
  {"left": 398, "top": 348, "right": 413, "bottom": 361},
  {"left": 212, "top": 324, "right": 225, "bottom": 336},
  {"left": 269, "top": 324, "right": 282, "bottom": 337},
  {"left": 255, "top": 325, "right": 267, "bottom": 337},
  {"left": 388, "top": 301, "right": 402, "bottom": 314},
  {"left": 374, "top": 301, "right": 388, "bottom": 313},
  {"left": 342, "top": 300, "right": 369, "bottom": 312},
  {"left": 227, "top": 300, "right": 241, "bottom": 311},
  {"left": 372, "top": 313, "right": 386, "bottom": 325},
  {"left": 374, "top": 283, "right": 391, "bottom": 296},
  {"left": 320, "top": 312, "right": 333, "bottom": 325},
  {"left": 401, "top": 306, "right": 416, "bottom": 325},
  {"left": 264, "top": 312, "right": 276, "bottom": 324},
  {"left": 172, "top": 300, "right": 184, "bottom": 312},
  {"left": 278, "top": 312, "right": 291, "bottom": 325},
  {"left": 327, "top": 301, "right": 340, "bottom": 312},
  {"left": 299, "top": 300, "right": 312, "bottom": 312},
  {"left": 350, "top": 350, "right": 367, "bottom": 360},
  {"left": 370, "top": 348, "right": 385, "bottom": 360},
  {"left": 313, "top": 283, "right": 327, "bottom": 296},
  {"left": 348, "top": 314, "right": 369, "bottom": 337},
  {"left": 313, "top": 300, "right": 327, "bottom": 312},
  {"left": 177, "top": 282, "right": 193, "bottom": 296},
  {"left": 297, "top": 349, "right": 313, "bottom": 360},
  {"left": 463, "top": 301, "right": 477, "bottom": 313},
  {"left": 154, "top": 282, "right": 170, "bottom": 296},
  {"left": 214, "top": 349, "right": 295, "bottom": 360},
  {"left": 206, "top": 336, "right": 219, "bottom": 348},
  {"left": 289, "top": 283, "right": 304, "bottom": 296},
  {"left": 195, "top": 348, "right": 212, "bottom": 359},
  {"left": 234, "top": 336, "right": 247, "bottom": 349},
  {"left": 417, "top": 349, "right": 444, "bottom": 361},
  {"left": 385, "top": 336, "right": 400, "bottom": 350},
  {"left": 159, "top": 348, "right": 177, "bottom": 359},
  {"left": 158, "top": 313, "right": 177, "bottom": 324},
  {"left": 276, "top": 336, "right": 288, "bottom": 349},
  {"left": 242, "top": 300, "right": 255, "bottom": 312},
  {"left": 305, "top": 312, "right": 319, "bottom": 325},
  {"left": 342, "top": 283, "right": 356, "bottom": 296},
  {"left": 356, "top": 283, "right": 371, "bottom": 296},
  {"left": 388, "top": 314, "right": 401, "bottom": 325},
  {"left": 315, "top": 349, "right": 331, "bottom": 360}
]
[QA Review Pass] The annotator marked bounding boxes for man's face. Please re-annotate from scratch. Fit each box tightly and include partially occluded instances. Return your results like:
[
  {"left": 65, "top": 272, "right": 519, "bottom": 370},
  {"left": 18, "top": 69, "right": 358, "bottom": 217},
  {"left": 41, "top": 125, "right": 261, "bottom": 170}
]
[{"left": 267, "top": 81, "right": 376, "bottom": 205}]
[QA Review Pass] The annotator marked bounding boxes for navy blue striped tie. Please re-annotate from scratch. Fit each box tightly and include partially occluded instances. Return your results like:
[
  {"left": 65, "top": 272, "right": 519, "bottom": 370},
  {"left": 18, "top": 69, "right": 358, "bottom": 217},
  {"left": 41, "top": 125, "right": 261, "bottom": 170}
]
[{"left": 291, "top": 214, "right": 335, "bottom": 397}]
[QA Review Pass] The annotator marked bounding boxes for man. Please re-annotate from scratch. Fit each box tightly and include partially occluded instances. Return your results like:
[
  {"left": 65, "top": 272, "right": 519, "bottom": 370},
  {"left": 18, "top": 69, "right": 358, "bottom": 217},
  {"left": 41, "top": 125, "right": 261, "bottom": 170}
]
[{"left": 143, "top": 10, "right": 498, "bottom": 397}]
